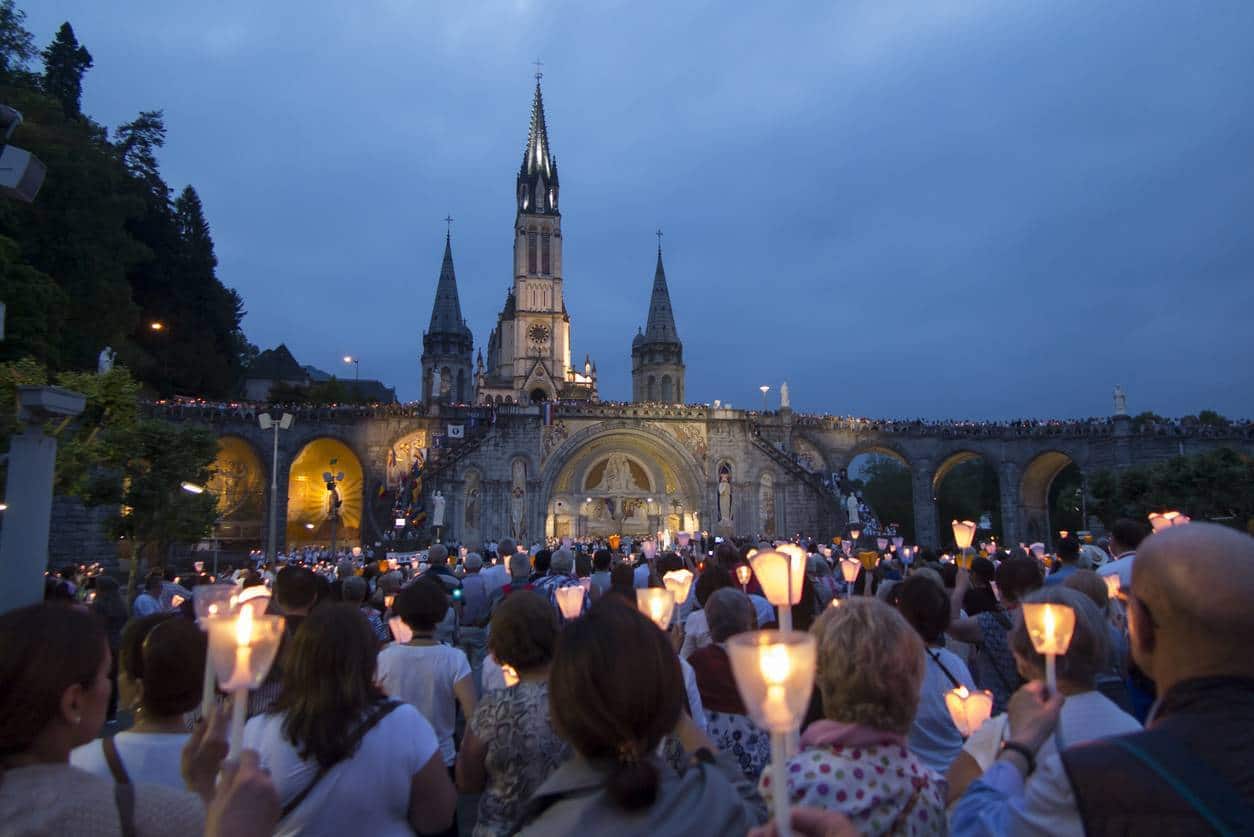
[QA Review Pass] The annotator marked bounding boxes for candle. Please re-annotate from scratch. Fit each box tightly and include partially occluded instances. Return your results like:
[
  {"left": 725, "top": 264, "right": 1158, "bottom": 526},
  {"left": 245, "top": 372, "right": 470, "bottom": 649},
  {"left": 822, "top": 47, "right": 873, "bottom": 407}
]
[
  {"left": 662, "top": 569, "right": 695, "bottom": 606},
  {"left": 1022, "top": 602, "right": 1076, "bottom": 692},
  {"left": 735, "top": 564, "right": 752, "bottom": 591},
  {"left": 1103, "top": 574, "right": 1120, "bottom": 600},
  {"left": 636, "top": 588, "right": 676, "bottom": 631},
  {"left": 751, "top": 549, "right": 805, "bottom": 631},
  {"left": 192, "top": 585, "right": 236, "bottom": 718},
  {"left": 206, "top": 604, "right": 285, "bottom": 759},
  {"left": 944, "top": 685, "right": 993, "bottom": 737},
  {"left": 502, "top": 664, "right": 520, "bottom": 687},
  {"left": 555, "top": 585, "right": 586, "bottom": 620}
]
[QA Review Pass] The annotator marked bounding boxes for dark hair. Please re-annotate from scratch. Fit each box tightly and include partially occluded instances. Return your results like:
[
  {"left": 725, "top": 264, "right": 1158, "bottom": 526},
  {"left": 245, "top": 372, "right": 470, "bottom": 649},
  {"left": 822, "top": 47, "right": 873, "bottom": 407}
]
[
  {"left": 549, "top": 598, "right": 682, "bottom": 811},
  {"left": 609, "top": 564, "right": 636, "bottom": 601},
  {"left": 575, "top": 552, "right": 592, "bottom": 578},
  {"left": 533, "top": 550, "right": 552, "bottom": 576},
  {"left": 488, "top": 591, "right": 558, "bottom": 671},
  {"left": 1110, "top": 519, "right": 1148, "bottom": 552},
  {"left": 394, "top": 577, "right": 449, "bottom": 631},
  {"left": 996, "top": 557, "right": 1044, "bottom": 604},
  {"left": 657, "top": 553, "right": 684, "bottom": 575},
  {"left": 936, "top": 562, "right": 958, "bottom": 589},
  {"left": 144, "top": 574, "right": 163, "bottom": 595},
  {"left": 694, "top": 565, "right": 733, "bottom": 607},
  {"left": 593, "top": 549, "right": 612, "bottom": 572},
  {"left": 341, "top": 575, "right": 368, "bottom": 603},
  {"left": 275, "top": 566, "right": 319, "bottom": 611},
  {"left": 714, "top": 542, "right": 740, "bottom": 569},
  {"left": 969, "top": 556, "right": 996, "bottom": 584},
  {"left": 277, "top": 604, "right": 387, "bottom": 768},
  {"left": 0, "top": 604, "right": 106, "bottom": 760},
  {"left": 896, "top": 576, "right": 950, "bottom": 644},
  {"left": 1056, "top": 537, "right": 1081, "bottom": 563},
  {"left": 119, "top": 613, "right": 174, "bottom": 683},
  {"left": 132, "top": 616, "right": 206, "bottom": 717}
]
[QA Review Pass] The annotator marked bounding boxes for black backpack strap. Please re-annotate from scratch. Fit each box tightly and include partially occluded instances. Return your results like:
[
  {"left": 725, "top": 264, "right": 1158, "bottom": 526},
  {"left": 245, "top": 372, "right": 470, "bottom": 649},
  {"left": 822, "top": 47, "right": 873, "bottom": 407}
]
[
  {"left": 279, "top": 700, "right": 402, "bottom": 821},
  {"left": 1111, "top": 730, "right": 1254, "bottom": 837},
  {"left": 927, "top": 649, "right": 962, "bottom": 690},
  {"left": 102, "top": 736, "right": 131, "bottom": 786},
  {"left": 114, "top": 780, "right": 136, "bottom": 837}
]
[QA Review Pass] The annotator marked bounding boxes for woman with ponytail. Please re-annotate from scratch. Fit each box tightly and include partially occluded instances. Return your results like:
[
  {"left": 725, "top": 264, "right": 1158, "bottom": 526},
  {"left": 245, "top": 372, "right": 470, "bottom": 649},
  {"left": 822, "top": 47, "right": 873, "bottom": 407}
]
[{"left": 516, "top": 597, "right": 763, "bottom": 834}]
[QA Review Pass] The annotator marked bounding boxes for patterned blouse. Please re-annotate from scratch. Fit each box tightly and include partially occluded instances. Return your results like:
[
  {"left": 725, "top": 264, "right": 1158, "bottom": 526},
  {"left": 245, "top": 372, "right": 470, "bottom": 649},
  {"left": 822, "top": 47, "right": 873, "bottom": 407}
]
[
  {"left": 469, "top": 680, "right": 570, "bottom": 837},
  {"left": 760, "top": 742, "right": 946, "bottom": 837},
  {"left": 974, "top": 609, "right": 1022, "bottom": 714}
]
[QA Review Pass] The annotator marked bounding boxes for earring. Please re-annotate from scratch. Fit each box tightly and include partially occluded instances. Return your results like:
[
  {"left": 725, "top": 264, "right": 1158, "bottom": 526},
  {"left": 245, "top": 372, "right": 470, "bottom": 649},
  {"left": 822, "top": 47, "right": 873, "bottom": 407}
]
[{"left": 72, "top": 716, "right": 82, "bottom": 725}]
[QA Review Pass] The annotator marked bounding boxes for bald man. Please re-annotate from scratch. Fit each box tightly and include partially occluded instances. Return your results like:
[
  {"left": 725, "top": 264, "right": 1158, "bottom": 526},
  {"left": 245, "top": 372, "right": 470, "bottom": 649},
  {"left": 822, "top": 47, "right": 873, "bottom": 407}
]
[{"left": 951, "top": 523, "right": 1254, "bottom": 836}]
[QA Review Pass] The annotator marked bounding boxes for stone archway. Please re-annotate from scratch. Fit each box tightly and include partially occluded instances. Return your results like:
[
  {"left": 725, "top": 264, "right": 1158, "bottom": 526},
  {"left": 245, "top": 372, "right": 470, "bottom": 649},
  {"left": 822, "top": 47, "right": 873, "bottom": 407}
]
[
  {"left": 539, "top": 422, "right": 706, "bottom": 541},
  {"left": 1020, "top": 451, "right": 1079, "bottom": 546},
  {"left": 932, "top": 449, "right": 1003, "bottom": 543}
]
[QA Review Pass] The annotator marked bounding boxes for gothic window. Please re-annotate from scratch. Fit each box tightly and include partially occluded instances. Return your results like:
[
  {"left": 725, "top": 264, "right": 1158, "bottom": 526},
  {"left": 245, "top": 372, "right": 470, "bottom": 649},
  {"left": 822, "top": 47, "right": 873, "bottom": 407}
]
[
  {"left": 456, "top": 369, "right": 466, "bottom": 403},
  {"left": 647, "top": 375, "right": 656, "bottom": 401},
  {"left": 542, "top": 233, "right": 551, "bottom": 274},
  {"left": 661, "top": 375, "right": 673, "bottom": 403},
  {"left": 528, "top": 232, "right": 538, "bottom": 274}
]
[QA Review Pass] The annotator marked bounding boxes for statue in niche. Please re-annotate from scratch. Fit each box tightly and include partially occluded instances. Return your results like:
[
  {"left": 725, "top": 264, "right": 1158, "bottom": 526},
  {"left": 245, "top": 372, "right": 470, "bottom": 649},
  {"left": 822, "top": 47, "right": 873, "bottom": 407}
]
[
  {"left": 510, "top": 459, "right": 527, "bottom": 541},
  {"left": 386, "top": 449, "right": 401, "bottom": 490},
  {"left": 845, "top": 492, "right": 860, "bottom": 525},
  {"left": 431, "top": 491, "right": 446, "bottom": 528},
  {"left": 431, "top": 368, "right": 442, "bottom": 400},
  {"left": 464, "top": 475, "right": 480, "bottom": 532},
  {"left": 595, "top": 453, "right": 634, "bottom": 493},
  {"left": 717, "top": 464, "right": 733, "bottom": 522}
]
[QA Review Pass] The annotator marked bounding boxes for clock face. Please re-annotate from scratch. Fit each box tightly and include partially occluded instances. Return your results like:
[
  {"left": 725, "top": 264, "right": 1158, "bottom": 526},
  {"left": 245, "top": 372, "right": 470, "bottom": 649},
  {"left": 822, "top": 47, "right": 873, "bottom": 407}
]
[{"left": 528, "top": 323, "right": 551, "bottom": 344}]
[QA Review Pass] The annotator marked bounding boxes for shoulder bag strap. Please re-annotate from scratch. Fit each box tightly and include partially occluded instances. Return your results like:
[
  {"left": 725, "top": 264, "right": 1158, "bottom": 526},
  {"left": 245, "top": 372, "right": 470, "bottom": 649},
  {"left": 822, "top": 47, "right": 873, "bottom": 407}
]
[
  {"left": 114, "top": 780, "right": 137, "bottom": 837},
  {"left": 926, "top": 649, "right": 962, "bottom": 690},
  {"left": 1111, "top": 730, "right": 1254, "bottom": 837},
  {"left": 278, "top": 700, "right": 402, "bottom": 822},
  {"left": 102, "top": 736, "right": 131, "bottom": 786}
]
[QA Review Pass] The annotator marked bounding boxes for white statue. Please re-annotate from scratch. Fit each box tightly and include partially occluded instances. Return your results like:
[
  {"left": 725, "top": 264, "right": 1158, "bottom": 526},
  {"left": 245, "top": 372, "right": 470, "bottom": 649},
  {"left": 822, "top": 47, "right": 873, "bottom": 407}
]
[
  {"left": 845, "top": 492, "right": 860, "bottom": 525},
  {"left": 431, "top": 368, "right": 442, "bottom": 400},
  {"left": 1113, "top": 385, "right": 1127, "bottom": 416},
  {"left": 780, "top": 381, "right": 790, "bottom": 409},
  {"left": 97, "top": 346, "right": 115, "bottom": 375},
  {"left": 718, "top": 472, "right": 733, "bottom": 522},
  {"left": 431, "top": 491, "right": 446, "bottom": 528},
  {"left": 510, "top": 460, "right": 527, "bottom": 540}
]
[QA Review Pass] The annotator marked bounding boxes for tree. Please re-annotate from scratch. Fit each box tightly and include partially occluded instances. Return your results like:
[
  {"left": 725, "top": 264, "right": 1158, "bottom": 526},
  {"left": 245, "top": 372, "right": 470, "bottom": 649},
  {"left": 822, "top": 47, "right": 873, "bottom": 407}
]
[
  {"left": 115, "top": 109, "right": 168, "bottom": 203},
  {"left": 40, "top": 22, "right": 92, "bottom": 117},
  {"left": 0, "top": 235, "right": 67, "bottom": 366},
  {"left": 853, "top": 455, "right": 915, "bottom": 542},
  {"left": 935, "top": 459, "right": 1003, "bottom": 542},
  {"left": 0, "top": 0, "right": 35, "bottom": 77},
  {"left": 1089, "top": 448, "right": 1254, "bottom": 530}
]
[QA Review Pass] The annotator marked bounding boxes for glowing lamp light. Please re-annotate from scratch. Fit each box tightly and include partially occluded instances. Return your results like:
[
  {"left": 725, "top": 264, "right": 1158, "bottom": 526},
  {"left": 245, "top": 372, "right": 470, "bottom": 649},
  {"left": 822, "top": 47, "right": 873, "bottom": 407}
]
[
  {"left": 952, "top": 520, "right": 977, "bottom": 550},
  {"left": 839, "top": 557, "right": 860, "bottom": 584},
  {"left": 636, "top": 588, "right": 676, "bottom": 631},
  {"left": 555, "top": 585, "right": 586, "bottom": 620},
  {"left": 502, "top": 663, "right": 520, "bottom": 687},
  {"left": 1022, "top": 602, "right": 1076, "bottom": 691},
  {"left": 206, "top": 605, "right": 284, "bottom": 757},
  {"left": 1059, "top": 530, "right": 1070, "bottom": 540},
  {"left": 892, "top": 536, "right": 904, "bottom": 551},
  {"left": 751, "top": 548, "right": 805, "bottom": 632},
  {"left": 945, "top": 686, "right": 994, "bottom": 738},
  {"left": 170, "top": 594, "right": 186, "bottom": 609},
  {"left": 1103, "top": 574, "right": 1121, "bottom": 600},
  {"left": 727, "top": 630, "right": 817, "bottom": 837},
  {"left": 180, "top": 481, "right": 205, "bottom": 494},
  {"left": 663, "top": 569, "right": 695, "bottom": 605},
  {"left": 857, "top": 550, "right": 879, "bottom": 571},
  {"left": 677, "top": 531, "right": 691, "bottom": 547},
  {"left": 848, "top": 526, "right": 861, "bottom": 543},
  {"left": 1148, "top": 510, "right": 1190, "bottom": 532},
  {"left": 735, "top": 564, "right": 753, "bottom": 590}
]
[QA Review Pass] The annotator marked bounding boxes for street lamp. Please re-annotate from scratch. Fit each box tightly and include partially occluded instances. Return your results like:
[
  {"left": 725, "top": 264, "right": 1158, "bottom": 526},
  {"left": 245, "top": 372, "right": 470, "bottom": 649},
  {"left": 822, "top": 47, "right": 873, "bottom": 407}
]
[
  {"left": 343, "top": 355, "right": 360, "bottom": 382},
  {"left": 759, "top": 385, "right": 770, "bottom": 413},
  {"left": 182, "top": 481, "right": 223, "bottom": 577},
  {"left": 258, "top": 411, "right": 294, "bottom": 563},
  {"left": 149, "top": 321, "right": 165, "bottom": 331}
]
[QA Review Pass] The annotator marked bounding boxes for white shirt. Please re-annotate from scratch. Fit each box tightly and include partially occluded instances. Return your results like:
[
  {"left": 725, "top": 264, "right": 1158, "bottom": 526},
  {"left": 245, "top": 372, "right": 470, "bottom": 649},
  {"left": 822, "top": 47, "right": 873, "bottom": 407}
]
[
  {"left": 677, "top": 655, "right": 707, "bottom": 731},
  {"left": 908, "top": 646, "right": 976, "bottom": 774},
  {"left": 376, "top": 642, "right": 472, "bottom": 765},
  {"left": 244, "top": 703, "right": 437, "bottom": 837},
  {"left": 481, "top": 652, "right": 506, "bottom": 692},
  {"left": 481, "top": 563, "right": 510, "bottom": 592},
  {"left": 680, "top": 609, "right": 710, "bottom": 659},
  {"left": 1098, "top": 551, "right": 1135, "bottom": 591},
  {"left": 70, "top": 731, "right": 191, "bottom": 791}
]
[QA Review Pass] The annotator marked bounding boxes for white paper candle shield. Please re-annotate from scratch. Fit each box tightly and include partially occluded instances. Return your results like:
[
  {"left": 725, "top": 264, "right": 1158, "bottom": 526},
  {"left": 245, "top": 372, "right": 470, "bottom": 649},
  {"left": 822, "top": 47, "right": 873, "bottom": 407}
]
[
  {"left": 726, "top": 630, "right": 817, "bottom": 734},
  {"left": 636, "top": 588, "right": 675, "bottom": 630},
  {"left": 555, "top": 585, "right": 586, "bottom": 620},
  {"left": 945, "top": 686, "right": 993, "bottom": 738},
  {"left": 662, "top": 569, "right": 695, "bottom": 605}
]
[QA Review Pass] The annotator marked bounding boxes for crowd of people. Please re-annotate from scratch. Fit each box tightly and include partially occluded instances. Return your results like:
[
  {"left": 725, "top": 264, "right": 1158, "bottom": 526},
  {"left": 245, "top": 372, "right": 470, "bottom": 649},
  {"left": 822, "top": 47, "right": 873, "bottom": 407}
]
[{"left": 4, "top": 517, "right": 1253, "bottom": 835}]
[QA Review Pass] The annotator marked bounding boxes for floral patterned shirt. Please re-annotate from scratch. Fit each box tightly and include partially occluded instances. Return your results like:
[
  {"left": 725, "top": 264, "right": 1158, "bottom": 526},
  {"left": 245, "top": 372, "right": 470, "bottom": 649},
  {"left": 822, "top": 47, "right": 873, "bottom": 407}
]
[
  {"left": 469, "top": 681, "right": 570, "bottom": 837},
  {"left": 759, "top": 742, "right": 946, "bottom": 836}
]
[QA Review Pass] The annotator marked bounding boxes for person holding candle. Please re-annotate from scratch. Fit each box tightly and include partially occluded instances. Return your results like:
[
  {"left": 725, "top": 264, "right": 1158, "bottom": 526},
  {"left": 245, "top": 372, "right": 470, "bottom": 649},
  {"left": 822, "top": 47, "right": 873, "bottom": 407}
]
[
  {"left": 71, "top": 614, "right": 206, "bottom": 789},
  {"left": 515, "top": 598, "right": 762, "bottom": 834},
  {"left": 533, "top": 548, "right": 589, "bottom": 620},
  {"left": 760, "top": 598, "right": 945, "bottom": 835},
  {"left": 949, "top": 557, "right": 1044, "bottom": 714},
  {"left": 945, "top": 586, "right": 1140, "bottom": 812},
  {"left": 455, "top": 591, "right": 570, "bottom": 837},
  {"left": 680, "top": 565, "right": 735, "bottom": 659},
  {"left": 377, "top": 578, "right": 478, "bottom": 773},
  {"left": 1096, "top": 518, "right": 1148, "bottom": 594},
  {"left": 0, "top": 603, "right": 220, "bottom": 835},
  {"left": 1044, "top": 537, "right": 1082, "bottom": 586},
  {"left": 243, "top": 603, "right": 456, "bottom": 835},
  {"left": 896, "top": 576, "right": 979, "bottom": 774}
]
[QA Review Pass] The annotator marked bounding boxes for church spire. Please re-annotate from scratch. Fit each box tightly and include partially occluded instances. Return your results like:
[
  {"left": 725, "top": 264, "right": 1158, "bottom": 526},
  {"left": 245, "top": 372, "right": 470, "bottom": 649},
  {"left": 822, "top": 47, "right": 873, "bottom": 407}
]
[
  {"left": 517, "top": 76, "right": 559, "bottom": 215},
  {"left": 644, "top": 245, "right": 680, "bottom": 343},
  {"left": 427, "top": 233, "right": 471, "bottom": 339}
]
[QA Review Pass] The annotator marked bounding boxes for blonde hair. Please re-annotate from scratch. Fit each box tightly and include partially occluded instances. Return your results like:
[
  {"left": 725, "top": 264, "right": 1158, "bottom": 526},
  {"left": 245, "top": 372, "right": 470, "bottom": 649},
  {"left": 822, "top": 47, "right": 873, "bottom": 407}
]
[{"left": 810, "top": 598, "right": 924, "bottom": 735}]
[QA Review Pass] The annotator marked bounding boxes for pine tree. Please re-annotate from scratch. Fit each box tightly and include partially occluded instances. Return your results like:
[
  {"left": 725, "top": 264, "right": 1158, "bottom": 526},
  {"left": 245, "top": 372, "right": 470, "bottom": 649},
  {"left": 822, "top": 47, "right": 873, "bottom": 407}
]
[
  {"left": 40, "top": 22, "right": 92, "bottom": 116},
  {"left": 116, "top": 110, "right": 169, "bottom": 203},
  {"left": 174, "top": 185, "right": 216, "bottom": 274}
]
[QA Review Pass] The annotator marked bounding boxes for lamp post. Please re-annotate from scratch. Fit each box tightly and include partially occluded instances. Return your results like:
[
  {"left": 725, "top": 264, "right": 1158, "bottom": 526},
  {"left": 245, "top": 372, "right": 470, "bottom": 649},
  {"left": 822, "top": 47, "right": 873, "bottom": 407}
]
[
  {"left": 343, "top": 355, "right": 360, "bottom": 381},
  {"left": 181, "top": 481, "right": 222, "bottom": 578},
  {"left": 258, "top": 412, "right": 294, "bottom": 564},
  {"left": 759, "top": 385, "right": 770, "bottom": 413}
]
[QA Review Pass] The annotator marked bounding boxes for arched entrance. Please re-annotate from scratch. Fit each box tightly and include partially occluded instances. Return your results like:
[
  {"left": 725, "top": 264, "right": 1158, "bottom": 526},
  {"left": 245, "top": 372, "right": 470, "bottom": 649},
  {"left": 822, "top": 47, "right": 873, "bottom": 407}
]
[
  {"left": 933, "top": 451, "right": 1002, "bottom": 545},
  {"left": 540, "top": 424, "right": 705, "bottom": 541},
  {"left": 844, "top": 446, "right": 915, "bottom": 541},
  {"left": 1021, "top": 451, "right": 1083, "bottom": 546},
  {"left": 287, "top": 438, "right": 364, "bottom": 549},
  {"left": 208, "top": 435, "right": 266, "bottom": 546}
]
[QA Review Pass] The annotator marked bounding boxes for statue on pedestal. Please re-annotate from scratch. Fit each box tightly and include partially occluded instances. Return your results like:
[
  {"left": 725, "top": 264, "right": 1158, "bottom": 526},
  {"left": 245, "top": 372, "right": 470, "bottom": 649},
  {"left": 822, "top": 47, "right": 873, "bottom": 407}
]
[
  {"left": 431, "top": 491, "right": 446, "bottom": 528},
  {"left": 1113, "top": 385, "right": 1127, "bottom": 416},
  {"left": 845, "top": 492, "right": 860, "bottom": 525},
  {"left": 717, "top": 467, "right": 733, "bottom": 522},
  {"left": 780, "top": 381, "right": 790, "bottom": 410}
]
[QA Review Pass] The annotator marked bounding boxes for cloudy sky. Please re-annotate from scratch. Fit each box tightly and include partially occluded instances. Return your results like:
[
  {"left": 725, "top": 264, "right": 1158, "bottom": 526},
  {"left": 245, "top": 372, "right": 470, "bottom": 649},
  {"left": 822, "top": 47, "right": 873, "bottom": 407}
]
[{"left": 30, "top": 1, "right": 1254, "bottom": 418}]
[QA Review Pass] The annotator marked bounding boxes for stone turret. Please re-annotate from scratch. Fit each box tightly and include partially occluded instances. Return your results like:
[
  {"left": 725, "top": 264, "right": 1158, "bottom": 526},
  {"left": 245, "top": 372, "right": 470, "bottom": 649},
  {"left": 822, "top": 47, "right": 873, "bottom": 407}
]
[
  {"left": 632, "top": 244, "right": 685, "bottom": 404},
  {"left": 420, "top": 234, "right": 474, "bottom": 404}
]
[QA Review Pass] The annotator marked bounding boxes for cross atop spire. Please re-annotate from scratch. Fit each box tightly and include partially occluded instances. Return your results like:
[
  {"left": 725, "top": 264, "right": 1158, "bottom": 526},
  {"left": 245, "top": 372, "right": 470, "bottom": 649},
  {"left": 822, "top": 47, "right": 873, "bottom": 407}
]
[
  {"left": 656, "top": 227, "right": 663, "bottom": 254},
  {"left": 643, "top": 243, "right": 680, "bottom": 344},
  {"left": 444, "top": 214, "right": 454, "bottom": 239},
  {"left": 532, "top": 59, "right": 544, "bottom": 81}
]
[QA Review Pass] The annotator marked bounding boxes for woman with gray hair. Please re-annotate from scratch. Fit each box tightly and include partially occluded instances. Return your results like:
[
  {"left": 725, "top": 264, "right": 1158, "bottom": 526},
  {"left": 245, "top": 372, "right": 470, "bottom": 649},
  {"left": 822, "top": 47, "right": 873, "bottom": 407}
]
[
  {"left": 759, "top": 599, "right": 947, "bottom": 834},
  {"left": 687, "top": 589, "right": 771, "bottom": 781},
  {"left": 944, "top": 586, "right": 1141, "bottom": 804}
]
